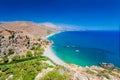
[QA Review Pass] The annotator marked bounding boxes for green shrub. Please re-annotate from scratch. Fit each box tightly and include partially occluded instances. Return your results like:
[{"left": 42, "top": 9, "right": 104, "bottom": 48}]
[
  {"left": 40, "top": 56, "right": 49, "bottom": 61},
  {"left": 34, "top": 46, "right": 44, "bottom": 57},
  {"left": 0, "top": 57, "right": 51, "bottom": 80},
  {"left": 40, "top": 70, "right": 69, "bottom": 80},
  {"left": 34, "top": 50, "right": 39, "bottom": 57},
  {"left": 26, "top": 51, "right": 33, "bottom": 58},
  {"left": 31, "top": 46, "right": 35, "bottom": 50},
  {"left": 20, "top": 55, "right": 25, "bottom": 59},
  {"left": 8, "top": 49, "right": 14, "bottom": 55},
  {"left": 37, "top": 38, "right": 41, "bottom": 41},
  {"left": 12, "top": 55, "right": 20, "bottom": 61},
  {"left": 2, "top": 56, "right": 9, "bottom": 63}
]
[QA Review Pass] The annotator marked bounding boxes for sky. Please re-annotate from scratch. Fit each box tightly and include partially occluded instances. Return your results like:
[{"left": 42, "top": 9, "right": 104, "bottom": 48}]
[{"left": 0, "top": 0, "right": 120, "bottom": 30}]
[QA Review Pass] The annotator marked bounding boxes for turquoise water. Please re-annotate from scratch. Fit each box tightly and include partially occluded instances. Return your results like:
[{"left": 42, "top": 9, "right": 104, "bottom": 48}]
[{"left": 48, "top": 31, "right": 120, "bottom": 67}]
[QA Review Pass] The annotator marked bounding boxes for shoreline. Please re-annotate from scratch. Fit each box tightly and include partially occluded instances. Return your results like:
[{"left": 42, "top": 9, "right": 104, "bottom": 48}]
[
  {"left": 43, "top": 31, "right": 67, "bottom": 66},
  {"left": 43, "top": 46, "right": 67, "bottom": 66},
  {"left": 44, "top": 31, "right": 120, "bottom": 68},
  {"left": 45, "top": 31, "right": 63, "bottom": 39}
]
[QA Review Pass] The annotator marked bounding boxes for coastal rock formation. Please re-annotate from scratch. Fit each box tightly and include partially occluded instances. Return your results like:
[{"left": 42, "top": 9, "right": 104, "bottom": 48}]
[{"left": 65, "top": 64, "right": 120, "bottom": 80}]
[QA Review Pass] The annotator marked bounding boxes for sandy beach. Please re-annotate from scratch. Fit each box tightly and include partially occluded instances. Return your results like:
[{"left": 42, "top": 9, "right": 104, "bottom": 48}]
[
  {"left": 45, "top": 31, "right": 63, "bottom": 39},
  {"left": 45, "top": 33, "right": 56, "bottom": 39},
  {"left": 43, "top": 31, "right": 67, "bottom": 66},
  {"left": 43, "top": 46, "right": 66, "bottom": 66}
]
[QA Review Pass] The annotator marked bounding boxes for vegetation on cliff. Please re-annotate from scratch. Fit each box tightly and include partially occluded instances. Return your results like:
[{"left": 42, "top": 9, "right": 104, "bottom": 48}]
[{"left": 0, "top": 56, "right": 53, "bottom": 80}]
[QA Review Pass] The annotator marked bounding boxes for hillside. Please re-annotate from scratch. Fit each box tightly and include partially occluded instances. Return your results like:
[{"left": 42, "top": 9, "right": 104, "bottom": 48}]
[
  {"left": 0, "top": 21, "right": 57, "bottom": 59},
  {"left": 0, "top": 21, "right": 59, "bottom": 39}
]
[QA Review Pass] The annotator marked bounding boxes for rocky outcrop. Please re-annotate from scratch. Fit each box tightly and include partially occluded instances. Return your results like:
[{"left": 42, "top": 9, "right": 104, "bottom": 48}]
[
  {"left": 65, "top": 64, "right": 120, "bottom": 80},
  {"left": 100, "top": 62, "right": 115, "bottom": 69}
]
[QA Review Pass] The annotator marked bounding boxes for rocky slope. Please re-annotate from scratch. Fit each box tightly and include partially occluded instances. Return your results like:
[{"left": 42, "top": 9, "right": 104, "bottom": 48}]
[
  {"left": 36, "top": 63, "right": 120, "bottom": 80},
  {"left": 0, "top": 21, "right": 56, "bottom": 59},
  {"left": 65, "top": 64, "right": 120, "bottom": 80}
]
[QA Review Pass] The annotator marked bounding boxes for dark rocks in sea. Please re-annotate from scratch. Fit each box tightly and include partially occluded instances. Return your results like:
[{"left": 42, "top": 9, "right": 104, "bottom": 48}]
[{"left": 100, "top": 62, "right": 115, "bottom": 69}]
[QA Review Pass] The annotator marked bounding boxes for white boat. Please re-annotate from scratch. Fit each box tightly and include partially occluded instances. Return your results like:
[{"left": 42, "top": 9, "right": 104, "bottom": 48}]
[{"left": 75, "top": 50, "right": 79, "bottom": 52}]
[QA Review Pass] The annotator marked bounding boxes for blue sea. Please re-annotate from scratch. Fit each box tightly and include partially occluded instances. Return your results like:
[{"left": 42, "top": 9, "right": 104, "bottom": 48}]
[{"left": 48, "top": 31, "right": 120, "bottom": 67}]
